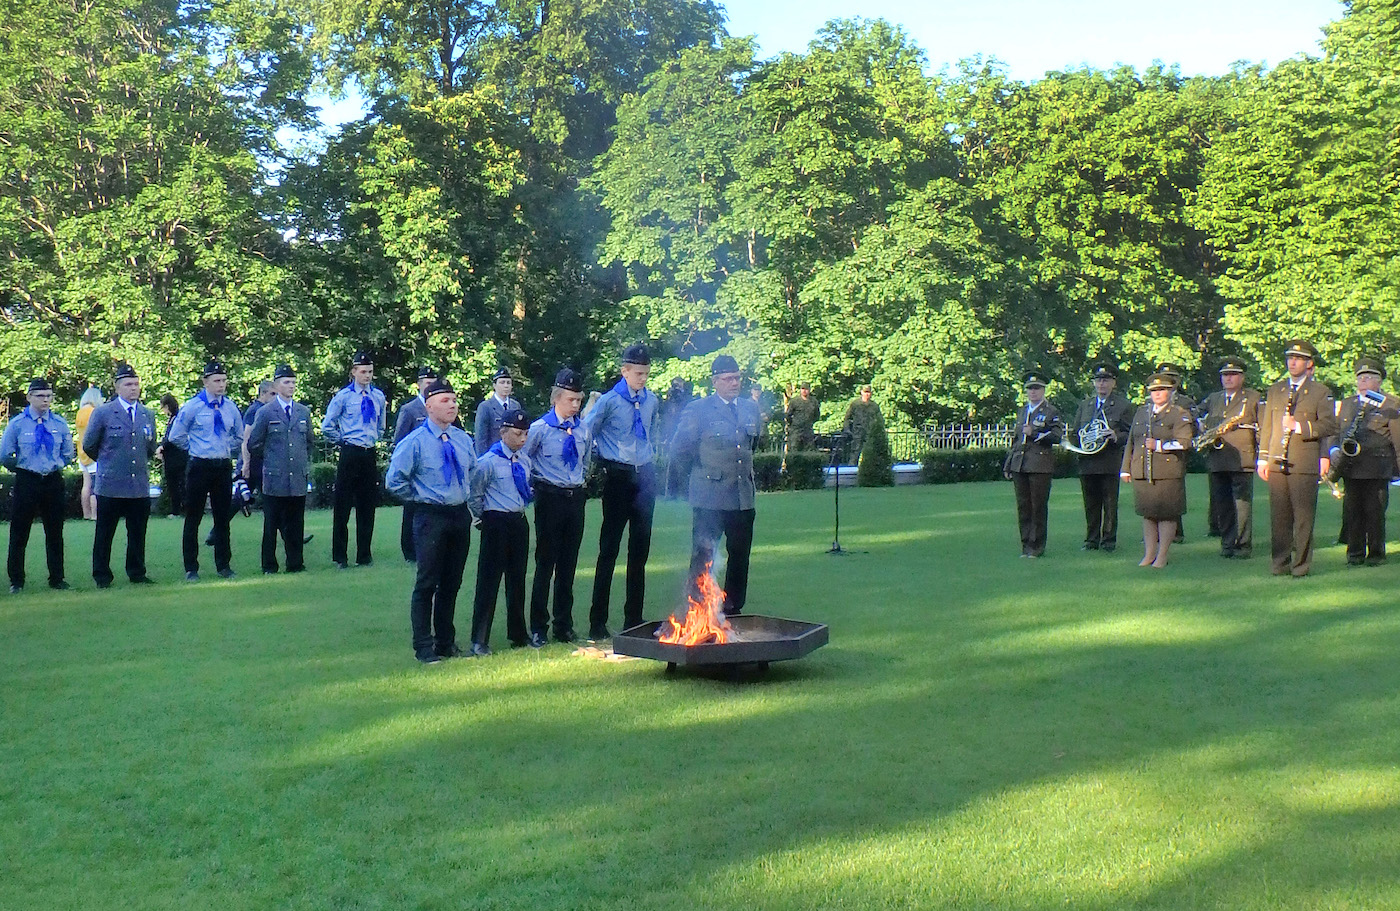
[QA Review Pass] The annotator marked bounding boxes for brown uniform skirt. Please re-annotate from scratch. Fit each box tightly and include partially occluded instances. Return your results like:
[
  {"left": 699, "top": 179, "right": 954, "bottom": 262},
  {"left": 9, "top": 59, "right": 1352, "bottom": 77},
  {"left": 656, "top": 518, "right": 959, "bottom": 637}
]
[{"left": 1133, "top": 477, "right": 1187, "bottom": 521}]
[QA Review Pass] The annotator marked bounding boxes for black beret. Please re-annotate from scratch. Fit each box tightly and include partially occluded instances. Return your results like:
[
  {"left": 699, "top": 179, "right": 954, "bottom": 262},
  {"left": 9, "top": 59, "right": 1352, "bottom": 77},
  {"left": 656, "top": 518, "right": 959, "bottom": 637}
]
[
  {"left": 26, "top": 377, "right": 51, "bottom": 393},
  {"left": 113, "top": 363, "right": 138, "bottom": 382},
  {"left": 1284, "top": 339, "right": 1319, "bottom": 361},
  {"left": 351, "top": 350, "right": 373, "bottom": 367},
  {"left": 711, "top": 354, "right": 740, "bottom": 375},
  {"left": 424, "top": 378, "right": 455, "bottom": 399},
  {"left": 203, "top": 360, "right": 226, "bottom": 378},
  {"left": 501, "top": 408, "right": 530, "bottom": 430},
  {"left": 491, "top": 367, "right": 512, "bottom": 382},
  {"left": 273, "top": 364, "right": 296, "bottom": 380},
  {"left": 417, "top": 365, "right": 438, "bottom": 380},
  {"left": 622, "top": 343, "right": 651, "bottom": 366},
  {"left": 553, "top": 368, "right": 583, "bottom": 392}
]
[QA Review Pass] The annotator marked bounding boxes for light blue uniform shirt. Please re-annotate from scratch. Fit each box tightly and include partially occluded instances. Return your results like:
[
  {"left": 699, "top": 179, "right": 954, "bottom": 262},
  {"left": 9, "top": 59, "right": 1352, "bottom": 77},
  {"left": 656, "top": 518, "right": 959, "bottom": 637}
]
[
  {"left": 385, "top": 419, "right": 476, "bottom": 506},
  {"left": 322, "top": 383, "right": 387, "bottom": 448},
  {"left": 525, "top": 413, "right": 592, "bottom": 488},
  {"left": 168, "top": 394, "right": 243, "bottom": 460},
  {"left": 584, "top": 385, "right": 657, "bottom": 467},
  {"left": 469, "top": 444, "right": 532, "bottom": 516},
  {"left": 0, "top": 408, "right": 76, "bottom": 474}
]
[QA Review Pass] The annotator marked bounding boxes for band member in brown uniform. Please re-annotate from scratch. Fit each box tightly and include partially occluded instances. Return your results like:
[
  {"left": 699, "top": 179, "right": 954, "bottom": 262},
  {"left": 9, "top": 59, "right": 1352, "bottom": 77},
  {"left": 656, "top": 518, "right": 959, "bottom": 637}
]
[
  {"left": 1121, "top": 373, "right": 1195, "bottom": 568},
  {"left": 1072, "top": 363, "right": 1133, "bottom": 551},
  {"left": 1325, "top": 356, "right": 1400, "bottom": 566},
  {"left": 1197, "top": 358, "right": 1262, "bottom": 558},
  {"left": 1154, "top": 362, "right": 1197, "bottom": 541},
  {"left": 1257, "top": 340, "right": 1336, "bottom": 577},
  {"left": 1003, "top": 371, "right": 1062, "bottom": 558}
]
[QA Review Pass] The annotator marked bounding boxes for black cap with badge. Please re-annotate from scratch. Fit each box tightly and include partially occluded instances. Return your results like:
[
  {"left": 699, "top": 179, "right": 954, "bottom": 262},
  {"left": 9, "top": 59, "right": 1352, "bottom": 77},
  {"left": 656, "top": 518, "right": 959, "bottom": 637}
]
[
  {"left": 274, "top": 364, "right": 296, "bottom": 380},
  {"left": 711, "top": 354, "right": 740, "bottom": 375},
  {"left": 114, "top": 363, "right": 138, "bottom": 382},
  {"left": 27, "top": 377, "right": 52, "bottom": 393},
  {"left": 203, "top": 360, "right": 226, "bottom": 378},
  {"left": 491, "top": 366, "right": 512, "bottom": 382},
  {"left": 553, "top": 368, "right": 583, "bottom": 392},
  {"left": 622, "top": 344, "right": 651, "bottom": 366},
  {"left": 417, "top": 365, "right": 438, "bottom": 380},
  {"left": 425, "top": 378, "right": 455, "bottom": 399},
  {"left": 501, "top": 408, "right": 531, "bottom": 430},
  {"left": 351, "top": 350, "right": 373, "bottom": 367}
]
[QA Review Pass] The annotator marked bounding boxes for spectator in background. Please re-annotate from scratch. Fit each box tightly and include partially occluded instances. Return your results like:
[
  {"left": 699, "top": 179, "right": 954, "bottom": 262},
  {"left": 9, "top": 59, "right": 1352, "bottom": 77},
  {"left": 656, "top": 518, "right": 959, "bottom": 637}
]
[
  {"left": 658, "top": 376, "right": 694, "bottom": 451},
  {"left": 241, "top": 381, "right": 275, "bottom": 493},
  {"left": 156, "top": 394, "right": 186, "bottom": 517},
  {"left": 842, "top": 385, "right": 883, "bottom": 463},
  {"left": 75, "top": 384, "right": 105, "bottom": 520},
  {"left": 784, "top": 382, "right": 820, "bottom": 451},
  {"left": 750, "top": 384, "right": 773, "bottom": 451}
]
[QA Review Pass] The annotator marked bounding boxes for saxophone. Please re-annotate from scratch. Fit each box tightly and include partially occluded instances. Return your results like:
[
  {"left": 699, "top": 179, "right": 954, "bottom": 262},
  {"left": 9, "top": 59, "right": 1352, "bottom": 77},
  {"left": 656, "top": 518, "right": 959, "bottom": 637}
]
[
  {"left": 1192, "top": 397, "right": 1255, "bottom": 451},
  {"left": 1325, "top": 389, "right": 1388, "bottom": 484}
]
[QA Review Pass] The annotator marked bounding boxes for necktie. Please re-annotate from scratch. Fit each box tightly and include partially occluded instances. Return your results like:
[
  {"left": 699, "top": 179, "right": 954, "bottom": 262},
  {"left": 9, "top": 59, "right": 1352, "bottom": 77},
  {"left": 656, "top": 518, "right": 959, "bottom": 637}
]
[
  {"left": 285, "top": 404, "right": 292, "bottom": 422},
  {"left": 127, "top": 405, "right": 136, "bottom": 425},
  {"left": 440, "top": 433, "right": 465, "bottom": 489}
]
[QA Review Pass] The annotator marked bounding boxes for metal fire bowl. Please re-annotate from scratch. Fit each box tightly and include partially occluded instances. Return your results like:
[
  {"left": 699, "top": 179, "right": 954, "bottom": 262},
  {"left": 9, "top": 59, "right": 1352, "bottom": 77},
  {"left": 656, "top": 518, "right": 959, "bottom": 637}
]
[{"left": 612, "top": 615, "right": 829, "bottom": 668}]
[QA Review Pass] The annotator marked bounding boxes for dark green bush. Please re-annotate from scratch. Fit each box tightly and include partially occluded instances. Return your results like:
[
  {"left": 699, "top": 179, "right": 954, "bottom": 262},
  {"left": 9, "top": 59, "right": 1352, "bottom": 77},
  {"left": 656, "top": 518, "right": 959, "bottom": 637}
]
[
  {"left": 751, "top": 451, "right": 826, "bottom": 491},
  {"left": 856, "top": 419, "right": 894, "bottom": 487},
  {"left": 308, "top": 462, "right": 337, "bottom": 509},
  {"left": 0, "top": 469, "right": 87, "bottom": 521}
]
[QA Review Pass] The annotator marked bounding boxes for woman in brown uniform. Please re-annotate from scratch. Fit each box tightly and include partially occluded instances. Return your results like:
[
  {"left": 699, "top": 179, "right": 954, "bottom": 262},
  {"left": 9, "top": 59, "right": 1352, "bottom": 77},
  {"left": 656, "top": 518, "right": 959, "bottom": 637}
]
[{"left": 1121, "top": 372, "right": 1196, "bottom": 568}]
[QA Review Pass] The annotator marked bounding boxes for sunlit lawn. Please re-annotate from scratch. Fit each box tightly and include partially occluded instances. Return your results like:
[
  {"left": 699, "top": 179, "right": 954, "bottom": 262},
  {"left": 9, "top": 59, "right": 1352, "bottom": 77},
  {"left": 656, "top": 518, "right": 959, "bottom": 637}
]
[{"left": 4, "top": 478, "right": 1399, "bottom": 910}]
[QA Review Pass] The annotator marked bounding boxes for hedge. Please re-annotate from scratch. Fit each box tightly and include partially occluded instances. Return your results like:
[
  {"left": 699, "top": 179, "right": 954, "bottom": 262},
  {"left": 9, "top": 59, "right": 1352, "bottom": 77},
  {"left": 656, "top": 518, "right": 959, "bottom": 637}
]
[
  {"left": 753, "top": 451, "right": 825, "bottom": 491},
  {"left": 920, "top": 446, "right": 1212, "bottom": 484}
]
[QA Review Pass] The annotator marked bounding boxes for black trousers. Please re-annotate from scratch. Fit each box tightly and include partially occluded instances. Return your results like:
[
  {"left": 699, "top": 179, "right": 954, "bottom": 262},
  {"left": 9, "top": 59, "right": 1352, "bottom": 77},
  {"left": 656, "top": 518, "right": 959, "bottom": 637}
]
[
  {"left": 1079, "top": 472, "right": 1119, "bottom": 548},
  {"left": 163, "top": 446, "right": 187, "bottom": 515},
  {"left": 332, "top": 445, "right": 378, "bottom": 565},
  {"left": 530, "top": 484, "right": 587, "bottom": 637},
  {"left": 690, "top": 507, "right": 757, "bottom": 615},
  {"left": 1012, "top": 471, "right": 1051, "bottom": 556},
  {"left": 183, "top": 457, "right": 233, "bottom": 574},
  {"left": 93, "top": 495, "right": 150, "bottom": 585},
  {"left": 400, "top": 501, "right": 417, "bottom": 561},
  {"left": 7, "top": 469, "right": 65, "bottom": 588},
  {"left": 1341, "top": 477, "right": 1388, "bottom": 563},
  {"left": 590, "top": 461, "right": 656, "bottom": 629},
  {"left": 1210, "top": 471, "right": 1254, "bottom": 554},
  {"left": 1268, "top": 470, "right": 1320, "bottom": 576},
  {"left": 411, "top": 503, "right": 472, "bottom": 655},
  {"left": 261, "top": 494, "right": 307, "bottom": 573},
  {"left": 472, "top": 510, "right": 529, "bottom": 647}
]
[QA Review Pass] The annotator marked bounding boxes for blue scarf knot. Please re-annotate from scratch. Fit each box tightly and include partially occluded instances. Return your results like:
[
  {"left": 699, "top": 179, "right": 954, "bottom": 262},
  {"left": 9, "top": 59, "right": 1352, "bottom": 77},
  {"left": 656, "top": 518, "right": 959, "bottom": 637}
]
[
  {"left": 542, "top": 409, "right": 579, "bottom": 470},
  {"left": 612, "top": 379, "right": 648, "bottom": 441},
  {"left": 29, "top": 408, "right": 55, "bottom": 458},
  {"left": 439, "top": 431, "right": 465, "bottom": 489},
  {"left": 346, "top": 382, "right": 377, "bottom": 425},
  {"left": 490, "top": 441, "right": 533, "bottom": 505},
  {"left": 197, "top": 390, "right": 225, "bottom": 437}
]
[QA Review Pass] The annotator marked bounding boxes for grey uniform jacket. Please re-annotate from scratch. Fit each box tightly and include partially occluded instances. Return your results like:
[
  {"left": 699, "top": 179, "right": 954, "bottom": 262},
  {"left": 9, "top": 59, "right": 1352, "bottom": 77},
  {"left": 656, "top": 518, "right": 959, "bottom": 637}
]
[
  {"left": 247, "top": 402, "right": 316, "bottom": 497},
  {"left": 669, "top": 395, "right": 761, "bottom": 511},
  {"left": 83, "top": 399, "right": 159, "bottom": 498},
  {"left": 393, "top": 396, "right": 427, "bottom": 445},
  {"left": 474, "top": 396, "right": 520, "bottom": 455}
]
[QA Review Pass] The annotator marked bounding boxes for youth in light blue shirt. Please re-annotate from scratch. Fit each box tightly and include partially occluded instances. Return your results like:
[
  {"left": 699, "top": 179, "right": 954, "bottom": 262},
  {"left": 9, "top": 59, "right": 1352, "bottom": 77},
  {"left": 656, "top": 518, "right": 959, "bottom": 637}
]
[
  {"left": 386, "top": 419, "right": 476, "bottom": 506},
  {"left": 167, "top": 377, "right": 243, "bottom": 461},
  {"left": 322, "top": 376, "right": 387, "bottom": 448},
  {"left": 1, "top": 402, "right": 76, "bottom": 475},
  {"left": 584, "top": 375, "right": 657, "bottom": 467},
  {"left": 470, "top": 441, "right": 533, "bottom": 516},
  {"left": 526, "top": 408, "right": 591, "bottom": 489}
]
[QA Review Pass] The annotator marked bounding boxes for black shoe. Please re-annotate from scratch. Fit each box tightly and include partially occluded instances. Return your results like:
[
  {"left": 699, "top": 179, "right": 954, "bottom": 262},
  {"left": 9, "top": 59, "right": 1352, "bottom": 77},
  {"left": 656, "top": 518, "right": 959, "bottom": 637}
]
[
  {"left": 1081, "top": 542, "right": 1099, "bottom": 551},
  {"left": 437, "top": 643, "right": 466, "bottom": 658},
  {"left": 416, "top": 649, "right": 443, "bottom": 665},
  {"left": 95, "top": 579, "right": 112, "bottom": 589},
  {"left": 1367, "top": 556, "right": 1387, "bottom": 566},
  {"left": 184, "top": 571, "right": 199, "bottom": 582},
  {"left": 217, "top": 568, "right": 236, "bottom": 579},
  {"left": 8, "top": 584, "right": 21, "bottom": 595},
  {"left": 1347, "top": 558, "right": 1365, "bottom": 567},
  {"left": 528, "top": 632, "right": 547, "bottom": 649},
  {"left": 554, "top": 630, "right": 577, "bottom": 644},
  {"left": 470, "top": 642, "right": 492, "bottom": 657},
  {"left": 588, "top": 626, "right": 611, "bottom": 641},
  {"left": 356, "top": 560, "right": 373, "bottom": 568},
  {"left": 302, "top": 534, "right": 314, "bottom": 545},
  {"left": 1101, "top": 544, "right": 1116, "bottom": 553},
  {"left": 334, "top": 561, "right": 349, "bottom": 570},
  {"left": 49, "top": 581, "right": 71, "bottom": 591},
  {"left": 510, "top": 638, "right": 529, "bottom": 649},
  {"left": 130, "top": 576, "right": 155, "bottom": 584},
  {"left": 262, "top": 568, "right": 279, "bottom": 575},
  {"left": 204, "top": 534, "right": 214, "bottom": 546}
]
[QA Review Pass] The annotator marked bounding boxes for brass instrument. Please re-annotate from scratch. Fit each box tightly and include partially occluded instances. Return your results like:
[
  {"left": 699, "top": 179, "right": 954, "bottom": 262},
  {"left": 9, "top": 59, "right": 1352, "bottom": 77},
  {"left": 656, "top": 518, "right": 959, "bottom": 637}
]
[
  {"left": 1272, "top": 382, "right": 1302, "bottom": 469},
  {"left": 1062, "top": 415, "right": 1113, "bottom": 455},
  {"left": 1191, "top": 399, "right": 1256, "bottom": 451},
  {"left": 1321, "top": 475, "right": 1344, "bottom": 500},
  {"left": 1325, "top": 389, "right": 1388, "bottom": 485}
]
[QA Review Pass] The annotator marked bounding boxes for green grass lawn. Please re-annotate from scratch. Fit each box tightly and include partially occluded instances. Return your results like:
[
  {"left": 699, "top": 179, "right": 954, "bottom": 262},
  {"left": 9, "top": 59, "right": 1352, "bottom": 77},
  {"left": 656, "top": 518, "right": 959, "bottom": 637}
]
[{"left": 4, "top": 479, "right": 1399, "bottom": 910}]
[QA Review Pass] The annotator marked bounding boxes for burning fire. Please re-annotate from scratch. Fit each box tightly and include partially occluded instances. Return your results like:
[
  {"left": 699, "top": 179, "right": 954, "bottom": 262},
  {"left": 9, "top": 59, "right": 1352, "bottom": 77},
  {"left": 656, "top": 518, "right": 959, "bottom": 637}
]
[{"left": 657, "top": 563, "right": 733, "bottom": 645}]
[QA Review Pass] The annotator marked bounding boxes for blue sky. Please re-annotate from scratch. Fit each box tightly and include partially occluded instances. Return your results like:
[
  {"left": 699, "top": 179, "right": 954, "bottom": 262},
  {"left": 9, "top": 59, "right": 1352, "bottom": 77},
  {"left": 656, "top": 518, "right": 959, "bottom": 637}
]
[{"left": 308, "top": 0, "right": 1343, "bottom": 130}]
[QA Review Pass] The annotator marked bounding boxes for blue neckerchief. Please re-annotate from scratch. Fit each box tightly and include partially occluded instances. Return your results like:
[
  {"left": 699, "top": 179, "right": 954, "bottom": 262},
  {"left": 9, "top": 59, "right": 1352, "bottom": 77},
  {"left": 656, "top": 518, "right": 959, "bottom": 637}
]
[
  {"left": 28, "top": 407, "right": 55, "bottom": 458},
  {"left": 541, "top": 409, "right": 579, "bottom": 469},
  {"left": 438, "top": 430, "right": 465, "bottom": 489},
  {"left": 490, "top": 441, "right": 533, "bottom": 504},
  {"left": 196, "top": 390, "right": 226, "bottom": 436},
  {"left": 345, "top": 382, "right": 377, "bottom": 425},
  {"left": 611, "top": 379, "right": 648, "bottom": 441}
]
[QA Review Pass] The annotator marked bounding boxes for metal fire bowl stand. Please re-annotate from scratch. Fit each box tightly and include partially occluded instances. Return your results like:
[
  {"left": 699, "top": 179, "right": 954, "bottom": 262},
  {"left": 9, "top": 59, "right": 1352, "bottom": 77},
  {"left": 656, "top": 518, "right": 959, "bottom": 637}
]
[{"left": 612, "top": 615, "right": 829, "bottom": 673}]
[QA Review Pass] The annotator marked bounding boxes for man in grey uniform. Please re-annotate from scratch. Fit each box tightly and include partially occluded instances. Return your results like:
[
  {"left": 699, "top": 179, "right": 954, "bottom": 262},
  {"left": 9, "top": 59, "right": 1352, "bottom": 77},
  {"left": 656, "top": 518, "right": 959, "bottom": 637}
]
[
  {"left": 669, "top": 355, "right": 762, "bottom": 615},
  {"left": 248, "top": 364, "right": 315, "bottom": 574},
  {"left": 84, "top": 363, "right": 159, "bottom": 588},
  {"left": 474, "top": 367, "right": 520, "bottom": 456}
]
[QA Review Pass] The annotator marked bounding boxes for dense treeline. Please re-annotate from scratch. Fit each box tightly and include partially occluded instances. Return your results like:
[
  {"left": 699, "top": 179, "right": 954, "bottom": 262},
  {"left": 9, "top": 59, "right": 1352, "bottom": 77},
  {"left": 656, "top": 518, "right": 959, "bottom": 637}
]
[{"left": 2, "top": 0, "right": 1396, "bottom": 425}]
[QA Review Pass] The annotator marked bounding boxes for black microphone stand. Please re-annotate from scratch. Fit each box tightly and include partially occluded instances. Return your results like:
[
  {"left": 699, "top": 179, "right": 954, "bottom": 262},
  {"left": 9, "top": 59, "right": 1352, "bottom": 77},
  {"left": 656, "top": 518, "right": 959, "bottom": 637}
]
[{"left": 827, "top": 431, "right": 848, "bottom": 555}]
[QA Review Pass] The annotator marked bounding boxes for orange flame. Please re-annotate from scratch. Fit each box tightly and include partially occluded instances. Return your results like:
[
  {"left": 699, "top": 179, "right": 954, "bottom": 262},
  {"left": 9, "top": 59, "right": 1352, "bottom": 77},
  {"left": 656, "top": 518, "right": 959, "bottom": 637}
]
[{"left": 658, "top": 563, "right": 733, "bottom": 645}]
